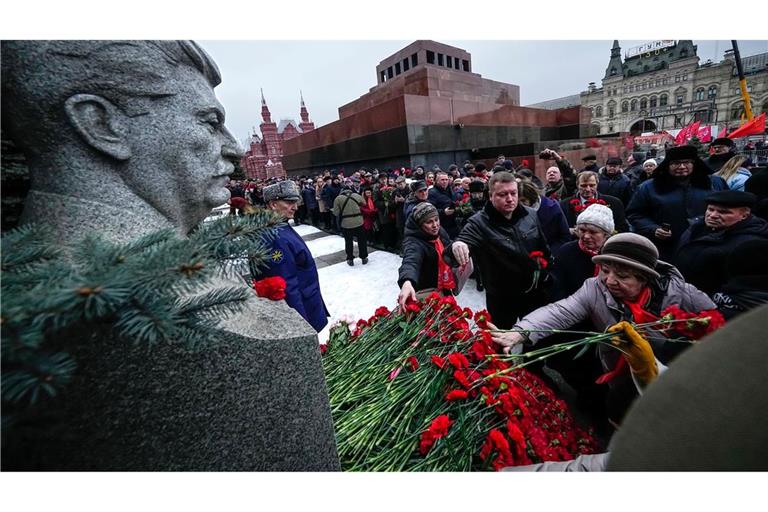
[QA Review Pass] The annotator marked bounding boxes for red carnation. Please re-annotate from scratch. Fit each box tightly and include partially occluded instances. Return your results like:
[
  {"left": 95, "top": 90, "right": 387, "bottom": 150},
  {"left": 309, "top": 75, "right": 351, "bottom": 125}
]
[
  {"left": 419, "top": 414, "right": 453, "bottom": 455},
  {"left": 474, "top": 309, "right": 492, "bottom": 329},
  {"left": 445, "top": 389, "right": 469, "bottom": 401},
  {"left": 406, "top": 356, "right": 420, "bottom": 371},
  {"left": 447, "top": 352, "right": 470, "bottom": 370},
  {"left": 252, "top": 276, "right": 287, "bottom": 301},
  {"left": 319, "top": 344, "right": 328, "bottom": 354},
  {"left": 374, "top": 306, "right": 391, "bottom": 318},
  {"left": 430, "top": 355, "right": 446, "bottom": 368},
  {"left": 529, "top": 250, "right": 549, "bottom": 270}
]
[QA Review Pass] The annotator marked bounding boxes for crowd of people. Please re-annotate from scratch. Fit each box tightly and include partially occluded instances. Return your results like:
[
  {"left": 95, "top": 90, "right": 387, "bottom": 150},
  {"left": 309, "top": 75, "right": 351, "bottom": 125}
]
[{"left": 239, "top": 136, "right": 768, "bottom": 440}]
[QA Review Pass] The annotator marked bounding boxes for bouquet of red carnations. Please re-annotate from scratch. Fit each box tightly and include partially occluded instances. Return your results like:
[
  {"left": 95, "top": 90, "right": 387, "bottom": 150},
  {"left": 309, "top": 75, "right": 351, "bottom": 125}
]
[{"left": 322, "top": 294, "right": 600, "bottom": 471}]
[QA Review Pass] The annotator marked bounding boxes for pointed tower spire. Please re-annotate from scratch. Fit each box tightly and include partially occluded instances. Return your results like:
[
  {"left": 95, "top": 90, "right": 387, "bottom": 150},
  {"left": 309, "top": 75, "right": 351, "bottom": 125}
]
[
  {"left": 604, "top": 40, "right": 623, "bottom": 79},
  {"left": 298, "top": 91, "right": 315, "bottom": 133},
  {"left": 260, "top": 88, "right": 272, "bottom": 123}
]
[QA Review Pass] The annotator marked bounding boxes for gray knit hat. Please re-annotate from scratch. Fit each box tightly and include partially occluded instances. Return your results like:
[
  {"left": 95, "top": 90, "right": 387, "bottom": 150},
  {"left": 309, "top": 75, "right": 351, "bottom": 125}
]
[
  {"left": 412, "top": 202, "right": 439, "bottom": 225},
  {"left": 263, "top": 180, "right": 300, "bottom": 203},
  {"left": 576, "top": 203, "right": 615, "bottom": 234},
  {"left": 592, "top": 232, "right": 660, "bottom": 279}
]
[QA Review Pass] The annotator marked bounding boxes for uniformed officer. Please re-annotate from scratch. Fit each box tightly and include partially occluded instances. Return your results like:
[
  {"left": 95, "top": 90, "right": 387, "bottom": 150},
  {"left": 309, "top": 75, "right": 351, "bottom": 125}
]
[{"left": 252, "top": 180, "right": 330, "bottom": 332}]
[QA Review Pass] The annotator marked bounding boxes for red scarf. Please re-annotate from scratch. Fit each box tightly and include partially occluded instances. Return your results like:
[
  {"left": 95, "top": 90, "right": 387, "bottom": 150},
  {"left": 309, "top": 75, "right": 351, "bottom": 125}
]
[
  {"left": 366, "top": 196, "right": 375, "bottom": 210},
  {"left": 578, "top": 239, "right": 601, "bottom": 277},
  {"left": 430, "top": 237, "right": 456, "bottom": 292},
  {"left": 622, "top": 287, "right": 658, "bottom": 325},
  {"left": 596, "top": 287, "right": 657, "bottom": 385}
]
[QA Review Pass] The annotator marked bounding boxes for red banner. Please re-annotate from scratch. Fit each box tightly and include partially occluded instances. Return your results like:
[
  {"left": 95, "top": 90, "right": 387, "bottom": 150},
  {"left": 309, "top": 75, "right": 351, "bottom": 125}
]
[
  {"left": 727, "top": 112, "right": 767, "bottom": 139},
  {"left": 697, "top": 124, "right": 712, "bottom": 143}
]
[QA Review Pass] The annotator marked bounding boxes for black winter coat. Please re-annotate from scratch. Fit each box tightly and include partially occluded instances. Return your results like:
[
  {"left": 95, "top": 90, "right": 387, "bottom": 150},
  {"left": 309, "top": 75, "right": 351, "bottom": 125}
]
[
  {"left": 674, "top": 215, "right": 768, "bottom": 295},
  {"left": 444, "top": 202, "right": 550, "bottom": 297},
  {"left": 559, "top": 193, "right": 630, "bottom": 233},
  {"left": 428, "top": 185, "right": 459, "bottom": 238},
  {"left": 704, "top": 150, "right": 737, "bottom": 174},
  {"left": 397, "top": 215, "right": 453, "bottom": 291},
  {"left": 712, "top": 276, "right": 768, "bottom": 320},
  {"left": 551, "top": 240, "right": 597, "bottom": 300},
  {"left": 598, "top": 172, "right": 633, "bottom": 207},
  {"left": 626, "top": 174, "right": 728, "bottom": 261}
]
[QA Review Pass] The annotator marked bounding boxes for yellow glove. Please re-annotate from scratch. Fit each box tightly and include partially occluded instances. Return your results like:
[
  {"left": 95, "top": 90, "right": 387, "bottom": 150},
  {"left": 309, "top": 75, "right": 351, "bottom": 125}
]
[{"left": 607, "top": 321, "right": 659, "bottom": 386}]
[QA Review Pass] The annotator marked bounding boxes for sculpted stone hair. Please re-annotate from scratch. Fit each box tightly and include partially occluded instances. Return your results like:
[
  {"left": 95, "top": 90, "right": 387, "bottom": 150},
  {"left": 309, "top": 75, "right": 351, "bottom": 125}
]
[
  {"left": 488, "top": 171, "right": 517, "bottom": 193},
  {"left": 1, "top": 40, "right": 221, "bottom": 150},
  {"left": 578, "top": 171, "right": 599, "bottom": 184}
]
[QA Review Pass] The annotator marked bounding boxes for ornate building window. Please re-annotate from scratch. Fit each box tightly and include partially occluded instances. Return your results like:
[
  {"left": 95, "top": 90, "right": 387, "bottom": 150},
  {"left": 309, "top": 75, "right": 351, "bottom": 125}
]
[
  {"left": 660, "top": 94, "right": 668, "bottom": 106},
  {"left": 708, "top": 85, "right": 717, "bottom": 99},
  {"left": 607, "top": 101, "right": 616, "bottom": 118},
  {"left": 621, "top": 101, "right": 629, "bottom": 113},
  {"left": 595, "top": 105, "right": 603, "bottom": 117},
  {"left": 676, "top": 94, "right": 684, "bottom": 105},
  {"left": 650, "top": 96, "right": 657, "bottom": 108},
  {"left": 640, "top": 98, "right": 648, "bottom": 110},
  {"left": 630, "top": 99, "right": 638, "bottom": 111},
  {"left": 695, "top": 88, "right": 705, "bottom": 101}
]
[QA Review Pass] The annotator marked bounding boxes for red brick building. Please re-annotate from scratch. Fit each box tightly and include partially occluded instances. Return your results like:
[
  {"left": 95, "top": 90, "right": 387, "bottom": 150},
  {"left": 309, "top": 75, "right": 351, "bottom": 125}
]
[
  {"left": 242, "top": 90, "right": 316, "bottom": 180},
  {"left": 283, "top": 40, "right": 593, "bottom": 176}
]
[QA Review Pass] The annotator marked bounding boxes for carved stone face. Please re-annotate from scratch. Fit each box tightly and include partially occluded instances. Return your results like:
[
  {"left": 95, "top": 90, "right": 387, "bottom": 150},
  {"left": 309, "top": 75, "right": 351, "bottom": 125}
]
[{"left": 123, "top": 66, "right": 241, "bottom": 227}]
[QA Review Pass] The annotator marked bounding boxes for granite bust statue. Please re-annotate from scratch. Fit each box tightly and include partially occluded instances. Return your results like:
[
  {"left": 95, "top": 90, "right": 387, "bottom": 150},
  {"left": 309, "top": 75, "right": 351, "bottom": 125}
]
[{"left": 2, "top": 40, "right": 241, "bottom": 242}]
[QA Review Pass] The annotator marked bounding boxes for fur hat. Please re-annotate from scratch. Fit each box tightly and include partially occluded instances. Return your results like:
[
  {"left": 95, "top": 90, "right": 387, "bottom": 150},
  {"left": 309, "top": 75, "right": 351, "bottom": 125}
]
[
  {"left": 592, "top": 233, "right": 660, "bottom": 279},
  {"left": 410, "top": 180, "right": 427, "bottom": 193},
  {"left": 711, "top": 137, "right": 735, "bottom": 148},
  {"left": 263, "top": 180, "right": 300, "bottom": 202},
  {"left": 652, "top": 145, "right": 712, "bottom": 192},
  {"left": 412, "top": 202, "right": 438, "bottom": 225},
  {"left": 576, "top": 203, "right": 615, "bottom": 234}
]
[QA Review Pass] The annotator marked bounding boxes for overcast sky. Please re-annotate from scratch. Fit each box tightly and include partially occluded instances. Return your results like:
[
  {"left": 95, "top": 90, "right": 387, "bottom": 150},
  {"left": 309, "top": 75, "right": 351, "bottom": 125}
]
[{"left": 199, "top": 40, "right": 768, "bottom": 147}]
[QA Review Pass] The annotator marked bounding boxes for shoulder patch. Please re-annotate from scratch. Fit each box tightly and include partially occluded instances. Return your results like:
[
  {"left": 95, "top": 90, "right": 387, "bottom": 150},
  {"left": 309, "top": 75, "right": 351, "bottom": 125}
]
[{"left": 271, "top": 249, "right": 284, "bottom": 263}]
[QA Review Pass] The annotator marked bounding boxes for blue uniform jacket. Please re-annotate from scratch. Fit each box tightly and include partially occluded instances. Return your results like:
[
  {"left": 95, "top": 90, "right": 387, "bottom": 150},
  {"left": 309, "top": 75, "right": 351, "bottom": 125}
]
[{"left": 254, "top": 223, "right": 329, "bottom": 332}]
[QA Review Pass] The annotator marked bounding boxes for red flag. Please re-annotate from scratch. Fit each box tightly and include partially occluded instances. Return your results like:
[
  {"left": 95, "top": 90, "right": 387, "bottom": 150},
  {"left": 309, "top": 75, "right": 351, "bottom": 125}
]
[
  {"left": 717, "top": 125, "right": 728, "bottom": 138},
  {"left": 697, "top": 125, "right": 712, "bottom": 143},
  {"left": 727, "top": 112, "right": 767, "bottom": 139},
  {"left": 687, "top": 121, "right": 702, "bottom": 142},
  {"left": 674, "top": 125, "right": 690, "bottom": 146}
]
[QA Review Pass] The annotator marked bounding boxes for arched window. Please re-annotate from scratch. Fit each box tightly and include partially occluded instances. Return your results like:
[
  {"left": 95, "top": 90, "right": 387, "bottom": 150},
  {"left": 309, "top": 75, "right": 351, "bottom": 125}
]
[
  {"left": 695, "top": 88, "right": 705, "bottom": 101},
  {"left": 660, "top": 94, "right": 668, "bottom": 106},
  {"left": 630, "top": 99, "right": 637, "bottom": 111},
  {"left": 650, "top": 96, "right": 657, "bottom": 108},
  {"left": 708, "top": 85, "right": 717, "bottom": 99},
  {"left": 621, "top": 101, "right": 629, "bottom": 113},
  {"left": 607, "top": 101, "right": 616, "bottom": 118},
  {"left": 610, "top": 67, "right": 617, "bottom": 76},
  {"left": 640, "top": 98, "right": 647, "bottom": 110},
  {"left": 595, "top": 106, "right": 603, "bottom": 117}
]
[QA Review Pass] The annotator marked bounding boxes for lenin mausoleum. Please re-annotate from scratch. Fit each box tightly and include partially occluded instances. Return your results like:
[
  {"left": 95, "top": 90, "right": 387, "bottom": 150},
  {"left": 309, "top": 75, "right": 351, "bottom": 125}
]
[{"left": 282, "top": 40, "right": 600, "bottom": 175}]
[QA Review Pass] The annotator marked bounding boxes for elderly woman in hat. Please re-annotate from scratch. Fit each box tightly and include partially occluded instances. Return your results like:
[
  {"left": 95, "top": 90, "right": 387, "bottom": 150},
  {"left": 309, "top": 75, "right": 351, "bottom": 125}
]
[
  {"left": 491, "top": 232, "right": 716, "bottom": 425},
  {"left": 251, "top": 180, "right": 330, "bottom": 333},
  {"left": 397, "top": 202, "right": 457, "bottom": 306},
  {"left": 626, "top": 145, "right": 727, "bottom": 261}
]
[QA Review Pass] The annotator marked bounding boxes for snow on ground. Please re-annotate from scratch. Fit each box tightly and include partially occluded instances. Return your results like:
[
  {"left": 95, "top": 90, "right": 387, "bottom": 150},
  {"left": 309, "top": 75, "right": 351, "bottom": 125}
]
[
  {"left": 311, "top": 232, "right": 488, "bottom": 343},
  {"left": 290, "top": 222, "right": 321, "bottom": 237}
]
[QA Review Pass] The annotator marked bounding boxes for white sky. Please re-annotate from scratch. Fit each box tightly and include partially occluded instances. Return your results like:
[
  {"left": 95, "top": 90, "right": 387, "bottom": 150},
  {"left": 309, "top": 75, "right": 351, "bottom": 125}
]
[{"left": 199, "top": 39, "right": 768, "bottom": 145}]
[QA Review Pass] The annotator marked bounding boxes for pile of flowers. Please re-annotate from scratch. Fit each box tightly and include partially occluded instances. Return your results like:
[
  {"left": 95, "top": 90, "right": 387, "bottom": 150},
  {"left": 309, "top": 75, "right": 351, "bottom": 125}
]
[{"left": 322, "top": 294, "right": 600, "bottom": 471}]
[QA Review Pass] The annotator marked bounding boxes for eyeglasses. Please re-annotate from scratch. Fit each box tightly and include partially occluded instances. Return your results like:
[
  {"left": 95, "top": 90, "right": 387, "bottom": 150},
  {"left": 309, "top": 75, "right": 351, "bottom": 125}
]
[{"left": 669, "top": 160, "right": 694, "bottom": 167}]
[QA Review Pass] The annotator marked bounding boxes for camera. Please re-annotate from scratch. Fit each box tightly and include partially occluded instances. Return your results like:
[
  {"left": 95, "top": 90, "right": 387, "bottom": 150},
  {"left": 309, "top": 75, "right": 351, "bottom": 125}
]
[{"left": 538, "top": 150, "right": 552, "bottom": 159}]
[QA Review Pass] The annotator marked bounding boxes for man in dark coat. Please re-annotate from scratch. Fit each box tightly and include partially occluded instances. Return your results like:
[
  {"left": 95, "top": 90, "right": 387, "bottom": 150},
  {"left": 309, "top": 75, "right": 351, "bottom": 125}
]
[
  {"left": 427, "top": 170, "right": 459, "bottom": 239},
  {"left": 300, "top": 179, "right": 319, "bottom": 226},
  {"left": 540, "top": 148, "right": 577, "bottom": 201},
  {"left": 251, "top": 180, "right": 330, "bottom": 333},
  {"left": 560, "top": 171, "right": 629, "bottom": 233},
  {"left": 578, "top": 153, "right": 600, "bottom": 174},
  {"left": 389, "top": 176, "right": 410, "bottom": 245},
  {"left": 321, "top": 176, "right": 342, "bottom": 232},
  {"left": 704, "top": 137, "right": 737, "bottom": 174},
  {"left": 598, "top": 157, "right": 633, "bottom": 207},
  {"left": 445, "top": 172, "right": 550, "bottom": 328},
  {"left": 674, "top": 191, "right": 768, "bottom": 295},
  {"left": 626, "top": 145, "right": 728, "bottom": 261}
]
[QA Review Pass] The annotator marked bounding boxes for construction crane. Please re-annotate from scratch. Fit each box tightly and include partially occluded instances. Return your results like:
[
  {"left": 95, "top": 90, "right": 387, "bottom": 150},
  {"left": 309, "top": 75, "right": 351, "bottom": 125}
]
[{"left": 731, "top": 40, "right": 754, "bottom": 121}]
